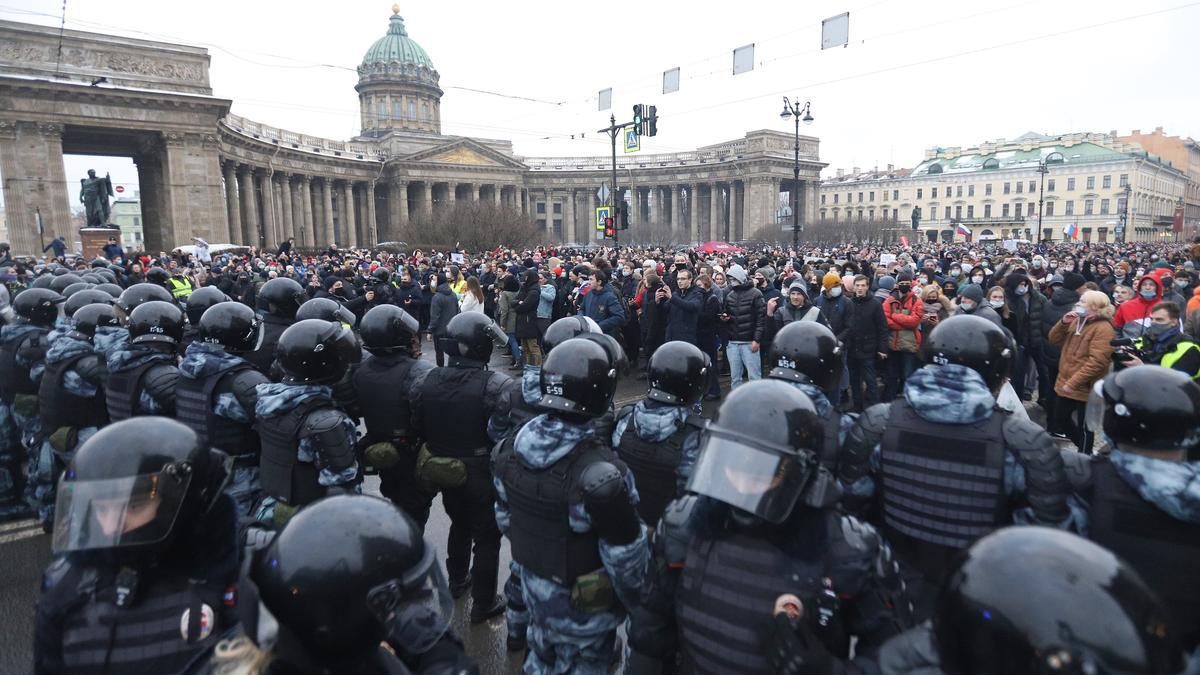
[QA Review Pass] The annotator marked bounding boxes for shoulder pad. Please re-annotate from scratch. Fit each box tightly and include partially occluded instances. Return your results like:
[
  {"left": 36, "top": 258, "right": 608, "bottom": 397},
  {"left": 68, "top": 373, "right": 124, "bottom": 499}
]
[
  {"left": 40, "top": 556, "right": 73, "bottom": 593},
  {"left": 229, "top": 368, "right": 269, "bottom": 404},
  {"left": 681, "top": 413, "right": 708, "bottom": 430},
  {"left": 835, "top": 514, "right": 882, "bottom": 557},
  {"left": 1000, "top": 415, "right": 1056, "bottom": 455},
  {"left": 1059, "top": 449, "right": 1094, "bottom": 492},
  {"left": 74, "top": 354, "right": 106, "bottom": 384},
  {"left": 18, "top": 333, "right": 48, "bottom": 360},
  {"left": 857, "top": 402, "right": 891, "bottom": 436},
  {"left": 302, "top": 407, "right": 349, "bottom": 435},
  {"left": 616, "top": 403, "right": 635, "bottom": 422},
  {"left": 656, "top": 495, "right": 699, "bottom": 567},
  {"left": 143, "top": 364, "right": 179, "bottom": 398}
]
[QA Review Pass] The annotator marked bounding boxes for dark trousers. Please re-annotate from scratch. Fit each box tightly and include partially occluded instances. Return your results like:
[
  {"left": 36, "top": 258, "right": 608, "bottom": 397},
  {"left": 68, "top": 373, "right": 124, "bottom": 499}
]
[
  {"left": 442, "top": 466, "right": 503, "bottom": 604},
  {"left": 379, "top": 462, "right": 434, "bottom": 532},
  {"left": 700, "top": 337, "right": 721, "bottom": 397},
  {"left": 1053, "top": 396, "right": 1094, "bottom": 454},
  {"left": 1031, "top": 343, "right": 1052, "bottom": 402},
  {"left": 434, "top": 340, "right": 446, "bottom": 367},
  {"left": 883, "top": 351, "right": 917, "bottom": 400},
  {"left": 847, "top": 355, "right": 879, "bottom": 412}
]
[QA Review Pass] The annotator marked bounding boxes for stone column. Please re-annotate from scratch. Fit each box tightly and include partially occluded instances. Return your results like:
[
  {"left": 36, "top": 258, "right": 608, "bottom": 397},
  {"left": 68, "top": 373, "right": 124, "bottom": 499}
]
[
  {"left": 589, "top": 190, "right": 599, "bottom": 242},
  {"left": 236, "top": 166, "right": 257, "bottom": 247},
  {"left": 258, "top": 170, "right": 277, "bottom": 250},
  {"left": 447, "top": 182, "right": 457, "bottom": 209},
  {"left": 222, "top": 161, "right": 241, "bottom": 245},
  {"left": 687, "top": 184, "right": 698, "bottom": 241},
  {"left": 564, "top": 189, "right": 576, "bottom": 243},
  {"left": 342, "top": 181, "right": 357, "bottom": 248},
  {"left": 733, "top": 181, "right": 745, "bottom": 241},
  {"left": 423, "top": 182, "right": 433, "bottom": 219},
  {"left": 544, "top": 189, "right": 554, "bottom": 233},
  {"left": 287, "top": 177, "right": 302, "bottom": 248},
  {"left": 277, "top": 175, "right": 292, "bottom": 245},
  {"left": 300, "top": 176, "right": 315, "bottom": 249},
  {"left": 523, "top": 189, "right": 531, "bottom": 216},
  {"left": 0, "top": 122, "right": 71, "bottom": 254},
  {"left": 365, "top": 182, "right": 378, "bottom": 246},
  {"left": 492, "top": 184, "right": 501, "bottom": 206},
  {"left": 705, "top": 184, "right": 718, "bottom": 241},
  {"left": 648, "top": 186, "right": 659, "bottom": 228},
  {"left": 396, "top": 181, "right": 409, "bottom": 234},
  {"left": 741, "top": 177, "right": 756, "bottom": 238},
  {"left": 318, "top": 178, "right": 334, "bottom": 247}
]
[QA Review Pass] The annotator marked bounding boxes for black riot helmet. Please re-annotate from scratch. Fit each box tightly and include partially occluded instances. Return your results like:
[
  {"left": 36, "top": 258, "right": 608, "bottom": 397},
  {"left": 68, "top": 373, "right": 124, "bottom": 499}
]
[
  {"left": 13, "top": 288, "right": 65, "bottom": 328},
  {"left": 70, "top": 303, "right": 120, "bottom": 340},
  {"left": 80, "top": 273, "right": 104, "bottom": 284},
  {"left": 259, "top": 277, "right": 307, "bottom": 320},
  {"left": 579, "top": 331, "right": 629, "bottom": 375},
  {"left": 276, "top": 319, "right": 358, "bottom": 385},
  {"left": 145, "top": 267, "right": 170, "bottom": 285},
  {"left": 199, "top": 302, "right": 262, "bottom": 354},
  {"left": 128, "top": 300, "right": 185, "bottom": 346},
  {"left": 371, "top": 268, "right": 391, "bottom": 284},
  {"left": 359, "top": 305, "right": 419, "bottom": 355},
  {"left": 647, "top": 341, "right": 709, "bottom": 406},
  {"left": 48, "top": 273, "right": 84, "bottom": 294},
  {"left": 95, "top": 282, "right": 123, "bottom": 299},
  {"left": 116, "top": 283, "right": 174, "bottom": 323},
  {"left": 183, "top": 286, "right": 229, "bottom": 326},
  {"left": 51, "top": 417, "right": 230, "bottom": 558},
  {"left": 61, "top": 281, "right": 94, "bottom": 299},
  {"left": 91, "top": 257, "right": 109, "bottom": 269},
  {"left": 767, "top": 321, "right": 843, "bottom": 392},
  {"left": 542, "top": 315, "right": 601, "bottom": 355},
  {"left": 686, "top": 380, "right": 829, "bottom": 524},
  {"left": 443, "top": 312, "right": 505, "bottom": 363},
  {"left": 31, "top": 274, "right": 55, "bottom": 290},
  {"left": 921, "top": 314, "right": 1014, "bottom": 393},
  {"left": 253, "top": 495, "right": 452, "bottom": 665},
  {"left": 539, "top": 337, "right": 618, "bottom": 419},
  {"left": 935, "top": 527, "right": 1183, "bottom": 675},
  {"left": 1092, "top": 366, "right": 1200, "bottom": 458},
  {"left": 296, "top": 297, "right": 356, "bottom": 328},
  {"left": 64, "top": 288, "right": 114, "bottom": 318},
  {"left": 94, "top": 268, "right": 118, "bottom": 284}
]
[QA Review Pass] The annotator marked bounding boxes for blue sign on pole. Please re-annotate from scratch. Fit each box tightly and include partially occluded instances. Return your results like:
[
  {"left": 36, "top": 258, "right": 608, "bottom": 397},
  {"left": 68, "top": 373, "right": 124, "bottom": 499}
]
[{"left": 624, "top": 128, "right": 640, "bottom": 153}]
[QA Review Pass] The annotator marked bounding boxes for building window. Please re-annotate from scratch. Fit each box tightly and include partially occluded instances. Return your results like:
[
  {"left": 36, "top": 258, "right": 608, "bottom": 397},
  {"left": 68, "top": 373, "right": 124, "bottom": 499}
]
[
  {"left": 985, "top": 183, "right": 992, "bottom": 196},
  {"left": 1086, "top": 176, "right": 1095, "bottom": 190},
  {"left": 1084, "top": 199, "right": 1094, "bottom": 215},
  {"left": 955, "top": 205, "right": 963, "bottom": 220},
  {"left": 1045, "top": 201, "right": 1055, "bottom": 216},
  {"left": 1065, "top": 200, "right": 1074, "bottom": 215},
  {"left": 537, "top": 202, "right": 546, "bottom": 214},
  {"left": 1117, "top": 197, "right": 1127, "bottom": 213},
  {"left": 928, "top": 205, "right": 935, "bottom": 221},
  {"left": 968, "top": 184, "right": 975, "bottom": 197},
  {"left": 1027, "top": 202, "right": 1035, "bottom": 216},
  {"left": 1102, "top": 175, "right": 1111, "bottom": 189},
  {"left": 377, "top": 100, "right": 385, "bottom": 120},
  {"left": 1016, "top": 182, "right": 1023, "bottom": 194},
  {"left": 1028, "top": 181, "right": 1036, "bottom": 193},
  {"left": 553, "top": 202, "right": 563, "bottom": 214},
  {"left": 833, "top": 194, "right": 839, "bottom": 204},
  {"left": 945, "top": 206, "right": 952, "bottom": 220},
  {"left": 868, "top": 210, "right": 875, "bottom": 221},
  {"left": 133, "top": 216, "right": 141, "bottom": 227},
  {"left": 1067, "top": 177, "right": 1076, "bottom": 191},
  {"left": 1119, "top": 173, "right": 1129, "bottom": 187},
  {"left": 537, "top": 219, "right": 546, "bottom": 229},
  {"left": 821, "top": 194, "right": 826, "bottom": 205},
  {"left": 422, "top": 103, "right": 430, "bottom": 121},
  {"left": 857, "top": 192, "right": 863, "bottom": 203},
  {"left": 392, "top": 100, "right": 401, "bottom": 118},
  {"left": 857, "top": 210, "right": 863, "bottom": 222},
  {"left": 892, "top": 208, "right": 898, "bottom": 220},
  {"left": 1100, "top": 198, "right": 1110, "bottom": 214},
  {"left": 553, "top": 219, "right": 563, "bottom": 235},
  {"left": 984, "top": 204, "right": 992, "bottom": 217},
  {"left": 916, "top": 188, "right": 923, "bottom": 199},
  {"left": 893, "top": 190, "right": 899, "bottom": 200},
  {"left": 1003, "top": 182, "right": 1011, "bottom": 195},
  {"left": 932, "top": 187, "right": 938, "bottom": 198},
  {"left": 1047, "top": 179, "right": 1056, "bottom": 192},
  {"left": 830, "top": 211, "right": 838, "bottom": 223},
  {"left": 846, "top": 193, "right": 851, "bottom": 203},
  {"left": 820, "top": 209, "right": 826, "bottom": 219},
  {"left": 956, "top": 185, "right": 963, "bottom": 198},
  {"left": 967, "top": 205, "right": 974, "bottom": 218},
  {"left": 1002, "top": 204, "right": 1010, "bottom": 217},
  {"left": 408, "top": 101, "right": 417, "bottom": 119}
]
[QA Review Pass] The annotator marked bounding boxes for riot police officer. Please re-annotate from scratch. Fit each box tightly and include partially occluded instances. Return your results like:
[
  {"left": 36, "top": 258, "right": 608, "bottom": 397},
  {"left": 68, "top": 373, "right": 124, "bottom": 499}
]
[
  {"left": 1069, "top": 365, "right": 1200, "bottom": 649},
  {"left": 627, "top": 380, "right": 909, "bottom": 674},
  {"left": 245, "top": 276, "right": 307, "bottom": 376},
  {"left": 254, "top": 318, "right": 359, "bottom": 528},
  {"left": 181, "top": 285, "right": 229, "bottom": 351},
  {"left": 354, "top": 305, "right": 435, "bottom": 525},
  {"left": 295, "top": 297, "right": 365, "bottom": 420},
  {"left": 35, "top": 417, "right": 239, "bottom": 674},
  {"left": 840, "top": 314, "right": 1071, "bottom": 620},
  {"left": 494, "top": 337, "right": 647, "bottom": 669},
  {"left": 105, "top": 300, "right": 182, "bottom": 421},
  {"left": 765, "top": 321, "right": 855, "bottom": 474},
  {"left": 30, "top": 301, "right": 114, "bottom": 529},
  {"left": 176, "top": 301, "right": 270, "bottom": 522},
  {"left": 0, "top": 284, "right": 29, "bottom": 521},
  {"left": 104, "top": 282, "right": 174, "bottom": 360},
  {"left": 611, "top": 340, "right": 708, "bottom": 525},
  {"left": 201, "top": 495, "right": 476, "bottom": 675},
  {"left": 410, "top": 312, "right": 512, "bottom": 623},
  {"left": 502, "top": 315, "right": 601, "bottom": 433},
  {"left": 877, "top": 527, "right": 1184, "bottom": 674}
]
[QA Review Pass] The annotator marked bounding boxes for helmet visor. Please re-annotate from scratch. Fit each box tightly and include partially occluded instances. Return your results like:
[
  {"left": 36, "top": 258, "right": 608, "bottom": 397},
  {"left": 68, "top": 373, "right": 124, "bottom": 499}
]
[
  {"left": 686, "top": 430, "right": 814, "bottom": 524},
  {"left": 1086, "top": 379, "right": 1106, "bottom": 434},
  {"left": 51, "top": 470, "right": 192, "bottom": 554},
  {"left": 367, "top": 545, "right": 452, "bottom": 656},
  {"left": 485, "top": 319, "right": 508, "bottom": 347}
]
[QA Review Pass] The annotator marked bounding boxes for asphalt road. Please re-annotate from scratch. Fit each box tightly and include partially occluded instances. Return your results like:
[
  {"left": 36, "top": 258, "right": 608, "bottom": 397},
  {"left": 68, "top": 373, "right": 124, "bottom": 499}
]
[{"left": 0, "top": 342, "right": 1052, "bottom": 674}]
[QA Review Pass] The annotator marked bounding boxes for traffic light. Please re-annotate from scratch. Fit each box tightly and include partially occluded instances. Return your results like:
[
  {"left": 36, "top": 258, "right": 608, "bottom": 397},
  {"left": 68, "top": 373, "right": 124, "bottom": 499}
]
[
  {"left": 618, "top": 202, "right": 630, "bottom": 230},
  {"left": 645, "top": 105, "right": 658, "bottom": 137},
  {"left": 604, "top": 216, "right": 616, "bottom": 238},
  {"left": 632, "top": 104, "right": 643, "bottom": 132}
]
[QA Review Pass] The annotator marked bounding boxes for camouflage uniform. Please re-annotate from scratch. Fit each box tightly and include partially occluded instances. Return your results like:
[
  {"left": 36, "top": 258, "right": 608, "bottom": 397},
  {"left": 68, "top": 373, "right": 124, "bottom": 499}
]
[
  {"left": 494, "top": 414, "right": 649, "bottom": 675},
  {"left": 611, "top": 399, "right": 703, "bottom": 498},
  {"left": 2, "top": 323, "right": 50, "bottom": 520},
  {"left": 105, "top": 343, "right": 176, "bottom": 415}
]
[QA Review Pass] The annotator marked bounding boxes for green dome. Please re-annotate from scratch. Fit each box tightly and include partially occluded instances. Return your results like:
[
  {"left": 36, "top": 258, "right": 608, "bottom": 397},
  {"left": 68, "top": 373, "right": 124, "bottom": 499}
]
[{"left": 361, "top": 9, "right": 434, "bottom": 70}]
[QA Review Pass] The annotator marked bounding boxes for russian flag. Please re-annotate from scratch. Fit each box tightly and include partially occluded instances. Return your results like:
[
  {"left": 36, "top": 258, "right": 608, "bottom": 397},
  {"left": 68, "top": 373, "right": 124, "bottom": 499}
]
[
  {"left": 1063, "top": 222, "right": 1078, "bottom": 239},
  {"left": 956, "top": 223, "right": 972, "bottom": 237}
]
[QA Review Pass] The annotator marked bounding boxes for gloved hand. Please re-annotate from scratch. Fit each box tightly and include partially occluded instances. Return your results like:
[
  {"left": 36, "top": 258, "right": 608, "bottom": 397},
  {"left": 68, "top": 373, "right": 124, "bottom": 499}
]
[
  {"left": 580, "top": 462, "right": 641, "bottom": 546},
  {"left": 767, "top": 612, "right": 836, "bottom": 675}
]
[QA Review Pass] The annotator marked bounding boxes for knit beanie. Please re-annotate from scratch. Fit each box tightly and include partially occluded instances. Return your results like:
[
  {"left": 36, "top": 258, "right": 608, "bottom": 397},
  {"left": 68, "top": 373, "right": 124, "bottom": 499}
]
[
  {"left": 822, "top": 271, "right": 841, "bottom": 291},
  {"left": 1062, "top": 272, "right": 1086, "bottom": 291},
  {"left": 878, "top": 276, "right": 896, "bottom": 291}
]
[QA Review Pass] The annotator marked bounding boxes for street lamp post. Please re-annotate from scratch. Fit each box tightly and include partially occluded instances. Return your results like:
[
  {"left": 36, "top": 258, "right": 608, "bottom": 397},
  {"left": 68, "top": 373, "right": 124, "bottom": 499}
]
[
  {"left": 1120, "top": 183, "right": 1132, "bottom": 243},
  {"left": 780, "top": 97, "right": 813, "bottom": 252},
  {"left": 1035, "top": 151, "right": 1065, "bottom": 245}
]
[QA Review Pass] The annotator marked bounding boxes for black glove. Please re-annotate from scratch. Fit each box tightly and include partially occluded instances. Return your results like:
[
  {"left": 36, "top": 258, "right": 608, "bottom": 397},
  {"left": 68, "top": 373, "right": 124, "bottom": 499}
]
[
  {"left": 767, "top": 613, "right": 836, "bottom": 675},
  {"left": 580, "top": 462, "right": 641, "bottom": 546}
]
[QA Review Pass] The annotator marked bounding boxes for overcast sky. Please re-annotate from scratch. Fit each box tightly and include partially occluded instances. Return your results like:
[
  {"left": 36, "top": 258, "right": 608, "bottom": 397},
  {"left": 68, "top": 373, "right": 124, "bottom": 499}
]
[{"left": 2, "top": 0, "right": 1198, "bottom": 202}]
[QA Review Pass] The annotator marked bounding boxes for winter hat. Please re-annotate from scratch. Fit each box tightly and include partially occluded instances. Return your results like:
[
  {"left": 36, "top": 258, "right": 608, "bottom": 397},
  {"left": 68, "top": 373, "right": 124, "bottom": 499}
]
[
  {"left": 821, "top": 271, "right": 841, "bottom": 291},
  {"left": 1154, "top": 260, "right": 1172, "bottom": 270},
  {"left": 727, "top": 264, "right": 749, "bottom": 285},
  {"left": 1062, "top": 272, "right": 1086, "bottom": 291},
  {"left": 958, "top": 283, "right": 984, "bottom": 302},
  {"left": 1116, "top": 261, "right": 1132, "bottom": 275},
  {"left": 878, "top": 276, "right": 896, "bottom": 291},
  {"left": 787, "top": 281, "right": 808, "bottom": 298},
  {"left": 896, "top": 271, "right": 913, "bottom": 284},
  {"left": 1045, "top": 274, "right": 1064, "bottom": 288},
  {"left": 756, "top": 266, "right": 776, "bottom": 283}
]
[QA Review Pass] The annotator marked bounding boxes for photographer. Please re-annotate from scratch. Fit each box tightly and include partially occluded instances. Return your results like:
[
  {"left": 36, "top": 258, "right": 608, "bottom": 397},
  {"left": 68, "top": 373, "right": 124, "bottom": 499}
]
[
  {"left": 1048, "top": 290, "right": 1115, "bottom": 453},
  {"left": 1119, "top": 301, "right": 1200, "bottom": 380}
]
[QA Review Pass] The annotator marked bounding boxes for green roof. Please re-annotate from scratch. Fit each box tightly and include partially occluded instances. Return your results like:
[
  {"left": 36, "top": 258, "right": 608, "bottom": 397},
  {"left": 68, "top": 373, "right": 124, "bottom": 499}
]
[
  {"left": 362, "top": 9, "right": 435, "bottom": 70},
  {"left": 910, "top": 142, "right": 1131, "bottom": 177}
]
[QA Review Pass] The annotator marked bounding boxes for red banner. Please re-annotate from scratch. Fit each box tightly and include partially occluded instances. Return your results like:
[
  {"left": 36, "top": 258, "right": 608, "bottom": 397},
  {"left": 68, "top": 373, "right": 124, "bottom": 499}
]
[
  {"left": 1174, "top": 206, "right": 1185, "bottom": 234},
  {"left": 900, "top": 235, "right": 910, "bottom": 248}
]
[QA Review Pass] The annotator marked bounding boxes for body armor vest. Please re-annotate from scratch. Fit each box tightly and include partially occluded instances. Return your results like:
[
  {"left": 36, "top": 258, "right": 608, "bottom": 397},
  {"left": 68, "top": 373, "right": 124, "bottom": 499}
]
[
  {"left": 495, "top": 436, "right": 607, "bottom": 586},
  {"left": 245, "top": 314, "right": 290, "bottom": 376},
  {"left": 419, "top": 366, "right": 492, "bottom": 457},
  {"left": 507, "top": 382, "right": 541, "bottom": 433},
  {"left": 57, "top": 565, "right": 229, "bottom": 675},
  {"left": 258, "top": 397, "right": 329, "bottom": 507},
  {"left": 105, "top": 359, "right": 165, "bottom": 423},
  {"left": 355, "top": 354, "right": 421, "bottom": 445},
  {"left": 879, "top": 399, "right": 1008, "bottom": 582},
  {"left": 677, "top": 517, "right": 835, "bottom": 674},
  {"left": 1090, "top": 458, "right": 1200, "bottom": 646},
  {"left": 615, "top": 405, "right": 704, "bottom": 525},
  {"left": 820, "top": 411, "right": 841, "bottom": 472},
  {"left": 0, "top": 330, "right": 47, "bottom": 403},
  {"left": 175, "top": 362, "right": 260, "bottom": 459},
  {"left": 39, "top": 353, "right": 108, "bottom": 431}
]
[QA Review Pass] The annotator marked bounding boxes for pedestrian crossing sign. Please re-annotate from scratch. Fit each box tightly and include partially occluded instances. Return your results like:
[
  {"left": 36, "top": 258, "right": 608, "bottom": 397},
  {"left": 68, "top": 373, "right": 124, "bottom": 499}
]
[
  {"left": 624, "top": 128, "right": 640, "bottom": 153},
  {"left": 596, "top": 206, "right": 612, "bottom": 230}
]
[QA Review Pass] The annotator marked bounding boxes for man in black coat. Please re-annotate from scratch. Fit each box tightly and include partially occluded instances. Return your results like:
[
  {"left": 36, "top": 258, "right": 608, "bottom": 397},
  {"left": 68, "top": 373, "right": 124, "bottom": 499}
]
[
  {"left": 846, "top": 274, "right": 888, "bottom": 412},
  {"left": 426, "top": 273, "right": 459, "bottom": 367},
  {"left": 657, "top": 267, "right": 701, "bottom": 344},
  {"left": 512, "top": 269, "right": 543, "bottom": 368}
]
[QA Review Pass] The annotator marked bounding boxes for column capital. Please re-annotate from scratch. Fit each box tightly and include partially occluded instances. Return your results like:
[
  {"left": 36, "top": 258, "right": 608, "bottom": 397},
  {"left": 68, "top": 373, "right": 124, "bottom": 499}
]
[{"left": 36, "top": 122, "right": 65, "bottom": 138}]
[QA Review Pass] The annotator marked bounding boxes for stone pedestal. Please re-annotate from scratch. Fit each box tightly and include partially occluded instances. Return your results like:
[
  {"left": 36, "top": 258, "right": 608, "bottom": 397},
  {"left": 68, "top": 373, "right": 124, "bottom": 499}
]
[{"left": 80, "top": 227, "right": 120, "bottom": 260}]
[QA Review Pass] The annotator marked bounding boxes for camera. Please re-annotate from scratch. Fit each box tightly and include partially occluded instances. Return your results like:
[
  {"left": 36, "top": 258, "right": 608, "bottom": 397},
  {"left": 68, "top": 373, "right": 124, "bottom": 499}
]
[{"left": 1110, "top": 337, "right": 1141, "bottom": 364}]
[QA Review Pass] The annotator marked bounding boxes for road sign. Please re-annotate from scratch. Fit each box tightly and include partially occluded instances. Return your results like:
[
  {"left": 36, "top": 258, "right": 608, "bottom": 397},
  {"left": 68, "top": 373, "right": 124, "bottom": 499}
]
[
  {"left": 624, "top": 128, "right": 640, "bottom": 153},
  {"left": 596, "top": 206, "right": 612, "bottom": 231},
  {"left": 115, "top": 185, "right": 125, "bottom": 193},
  {"left": 597, "top": 183, "right": 610, "bottom": 203}
]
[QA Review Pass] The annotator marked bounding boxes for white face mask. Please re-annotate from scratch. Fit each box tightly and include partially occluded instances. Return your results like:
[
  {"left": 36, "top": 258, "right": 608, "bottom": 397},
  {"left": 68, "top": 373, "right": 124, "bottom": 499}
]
[
  {"left": 829, "top": 286, "right": 843, "bottom": 297},
  {"left": 972, "top": 275, "right": 984, "bottom": 284},
  {"left": 989, "top": 299, "right": 1005, "bottom": 309}
]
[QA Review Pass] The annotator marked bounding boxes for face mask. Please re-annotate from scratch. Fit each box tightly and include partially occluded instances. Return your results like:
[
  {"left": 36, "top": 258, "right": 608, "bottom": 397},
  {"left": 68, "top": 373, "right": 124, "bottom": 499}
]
[
  {"left": 1162, "top": 278, "right": 1173, "bottom": 289},
  {"left": 1146, "top": 322, "right": 1175, "bottom": 339},
  {"left": 960, "top": 300, "right": 975, "bottom": 312},
  {"left": 950, "top": 268, "right": 960, "bottom": 276},
  {"left": 829, "top": 286, "right": 843, "bottom": 297},
  {"left": 1073, "top": 306, "right": 1088, "bottom": 317},
  {"left": 1048, "top": 263, "right": 1058, "bottom": 270},
  {"left": 989, "top": 299, "right": 1005, "bottom": 309},
  {"left": 622, "top": 268, "right": 631, "bottom": 276},
  {"left": 1140, "top": 290, "right": 1157, "bottom": 300},
  {"left": 1033, "top": 261, "right": 1043, "bottom": 268},
  {"left": 1115, "top": 272, "right": 1126, "bottom": 279},
  {"left": 897, "top": 284, "right": 911, "bottom": 294},
  {"left": 972, "top": 275, "right": 984, "bottom": 284},
  {"left": 1015, "top": 285, "right": 1028, "bottom": 296}
]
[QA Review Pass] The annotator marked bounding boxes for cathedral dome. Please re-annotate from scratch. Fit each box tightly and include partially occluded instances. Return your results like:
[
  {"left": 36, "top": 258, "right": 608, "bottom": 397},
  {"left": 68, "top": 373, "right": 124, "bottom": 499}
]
[
  {"left": 355, "top": 6, "right": 443, "bottom": 136},
  {"left": 361, "top": 5, "right": 434, "bottom": 70}
]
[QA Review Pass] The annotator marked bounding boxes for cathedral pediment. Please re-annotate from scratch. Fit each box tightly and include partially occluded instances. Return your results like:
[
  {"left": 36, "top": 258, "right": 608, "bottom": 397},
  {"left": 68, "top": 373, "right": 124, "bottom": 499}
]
[{"left": 400, "top": 138, "right": 526, "bottom": 169}]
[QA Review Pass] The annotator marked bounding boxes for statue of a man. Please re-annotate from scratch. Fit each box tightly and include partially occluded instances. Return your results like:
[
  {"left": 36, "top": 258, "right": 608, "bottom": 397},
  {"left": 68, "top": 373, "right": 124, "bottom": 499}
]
[{"left": 80, "top": 169, "right": 115, "bottom": 227}]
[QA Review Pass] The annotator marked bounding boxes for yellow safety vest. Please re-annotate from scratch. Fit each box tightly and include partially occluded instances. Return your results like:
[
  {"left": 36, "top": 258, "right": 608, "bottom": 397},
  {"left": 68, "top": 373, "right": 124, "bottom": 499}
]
[
  {"left": 1134, "top": 336, "right": 1200, "bottom": 380},
  {"left": 167, "top": 277, "right": 193, "bottom": 299}
]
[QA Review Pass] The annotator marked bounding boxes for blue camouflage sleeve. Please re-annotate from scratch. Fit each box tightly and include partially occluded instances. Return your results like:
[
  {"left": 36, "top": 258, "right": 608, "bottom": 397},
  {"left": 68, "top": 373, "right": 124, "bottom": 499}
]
[
  {"left": 493, "top": 474, "right": 510, "bottom": 535},
  {"left": 213, "top": 393, "right": 251, "bottom": 423},
  {"left": 62, "top": 371, "right": 98, "bottom": 398}
]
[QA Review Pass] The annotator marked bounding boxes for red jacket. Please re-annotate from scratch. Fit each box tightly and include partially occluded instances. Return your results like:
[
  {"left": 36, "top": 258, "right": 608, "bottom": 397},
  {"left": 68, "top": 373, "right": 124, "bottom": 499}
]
[
  {"left": 884, "top": 291, "right": 924, "bottom": 351},
  {"left": 1113, "top": 273, "right": 1162, "bottom": 330}
]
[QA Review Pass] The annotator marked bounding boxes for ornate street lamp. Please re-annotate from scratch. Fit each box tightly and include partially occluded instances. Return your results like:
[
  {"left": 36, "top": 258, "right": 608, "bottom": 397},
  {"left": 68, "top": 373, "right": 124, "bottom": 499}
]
[
  {"left": 1036, "top": 151, "right": 1065, "bottom": 244},
  {"left": 780, "top": 97, "right": 813, "bottom": 251}
]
